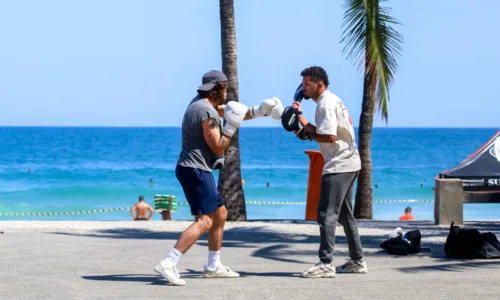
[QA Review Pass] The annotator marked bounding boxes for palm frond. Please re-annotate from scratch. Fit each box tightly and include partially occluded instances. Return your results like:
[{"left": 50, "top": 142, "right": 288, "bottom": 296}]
[
  {"left": 340, "top": 0, "right": 367, "bottom": 69},
  {"left": 341, "top": 0, "right": 403, "bottom": 122}
]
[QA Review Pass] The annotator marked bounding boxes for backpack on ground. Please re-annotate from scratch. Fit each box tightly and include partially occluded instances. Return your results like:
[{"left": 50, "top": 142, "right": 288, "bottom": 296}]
[{"left": 381, "top": 229, "right": 422, "bottom": 256}]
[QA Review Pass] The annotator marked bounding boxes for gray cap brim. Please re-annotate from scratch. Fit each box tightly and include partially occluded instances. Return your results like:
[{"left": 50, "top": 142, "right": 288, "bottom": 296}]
[{"left": 198, "top": 82, "right": 216, "bottom": 92}]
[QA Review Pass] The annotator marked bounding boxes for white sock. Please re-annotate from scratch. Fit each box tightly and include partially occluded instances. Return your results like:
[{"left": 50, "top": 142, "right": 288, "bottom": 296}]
[
  {"left": 207, "top": 250, "right": 220, "bottom": 270},
  {"left": 165, "top": 248, "right": 182, "bottom": 265}
]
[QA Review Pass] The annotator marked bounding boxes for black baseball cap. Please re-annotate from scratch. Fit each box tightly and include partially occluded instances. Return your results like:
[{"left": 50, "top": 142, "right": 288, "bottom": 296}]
[{"left": 198, "top": 70, "right": 228, "bottom": 91}]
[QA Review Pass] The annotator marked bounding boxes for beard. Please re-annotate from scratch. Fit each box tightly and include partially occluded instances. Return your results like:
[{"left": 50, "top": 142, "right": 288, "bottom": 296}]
[{"left": 216, "top": 97, "right": 226, "bottom": 106}]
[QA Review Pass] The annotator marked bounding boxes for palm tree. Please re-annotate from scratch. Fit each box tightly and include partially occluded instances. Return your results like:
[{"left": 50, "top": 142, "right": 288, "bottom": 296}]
[
  {"left": 217, "top": 0, "right": 247, "bottom": 221},
  {"left": 340, "top": 0, "right": 403, "bottom": 219}
]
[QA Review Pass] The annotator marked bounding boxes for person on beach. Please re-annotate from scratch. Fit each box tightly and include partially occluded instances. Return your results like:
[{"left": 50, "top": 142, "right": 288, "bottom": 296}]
[
  {"left": 130, "top": 196, "right": 154, "bottom": 221},
  {"left": 161, "top": 210, "right": 172, "bottom": 221},
  {"left": 399, "top": 207, "right": 416, "bottom": 221},
  {"left": 153, "top": 70, "right": 284, "bottom": 286},
  {"left": 292, "top": 66, "right": 368, "bottom": 278},
  {"left": 160, "top": 195, "right": 176, "bottom": 221}
]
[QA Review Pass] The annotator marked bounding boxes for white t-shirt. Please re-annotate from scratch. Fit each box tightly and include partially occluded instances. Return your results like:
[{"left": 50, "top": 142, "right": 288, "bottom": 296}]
[{"left": 315, "top": 90, "right": 361, "bottom": 175}]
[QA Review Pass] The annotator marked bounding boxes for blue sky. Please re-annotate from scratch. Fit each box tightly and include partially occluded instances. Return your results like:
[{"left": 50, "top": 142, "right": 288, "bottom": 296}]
[{"left": 0, "top": 0, "right": 498, "bottom": 128}]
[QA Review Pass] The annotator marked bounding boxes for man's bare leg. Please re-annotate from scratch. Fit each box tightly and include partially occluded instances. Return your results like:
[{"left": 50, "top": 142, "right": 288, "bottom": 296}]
[
  {"left": 203, "top": 206, "right": 239, "bottom": 278},
  {"left": 154, "top": 214, "right": 213, "bottom": 286},
  {"left": 208, "top": 206, "right": 227, "bottom": 251},
  {"left": 175, "top": 214, "right": 213, "bottom": 253}
]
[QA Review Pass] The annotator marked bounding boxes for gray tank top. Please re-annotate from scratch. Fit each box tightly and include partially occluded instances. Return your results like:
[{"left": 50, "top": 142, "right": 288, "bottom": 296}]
[{"left": 177, "top": 96, "right": 224, "bottom": 172}]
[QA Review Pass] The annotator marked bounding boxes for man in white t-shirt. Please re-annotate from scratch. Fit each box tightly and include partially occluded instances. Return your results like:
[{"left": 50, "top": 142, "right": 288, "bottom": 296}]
[{"left": 292, "top": 66, "right": 367, "bottom": 278}]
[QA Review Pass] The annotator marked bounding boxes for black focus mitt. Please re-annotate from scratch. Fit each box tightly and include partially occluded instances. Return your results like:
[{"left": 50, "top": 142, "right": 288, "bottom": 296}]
[
  {"left": 281, "top": 83, "right": 305, "bottom": 132},
  {"left": 281, "top": 106, "right": 300, "bottom": 132}
]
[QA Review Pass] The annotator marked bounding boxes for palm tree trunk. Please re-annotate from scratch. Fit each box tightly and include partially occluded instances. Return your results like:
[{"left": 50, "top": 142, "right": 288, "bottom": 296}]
[
  {"left": 354, "top": 50, "right": 376, "bottom": 220},
  {"left": 217, "top": 0, "right": 247, "bottom": 221}
]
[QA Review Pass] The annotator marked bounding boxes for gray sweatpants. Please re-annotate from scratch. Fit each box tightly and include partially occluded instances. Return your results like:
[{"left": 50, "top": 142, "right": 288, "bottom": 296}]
[{"left": 317, "top": 171, "right": 364, "bottom": 264}]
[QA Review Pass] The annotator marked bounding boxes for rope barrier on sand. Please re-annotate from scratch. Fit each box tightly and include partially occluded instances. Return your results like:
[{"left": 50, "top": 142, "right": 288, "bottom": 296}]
[
  {"left": 375, "top": 199, "right": 434, "bottom": 204},
  {"left": 0, "top": 207, "right": 130, "bottom": 217},
  {"left": 0, "top": 199, "right": 434, "bottom": 217}
]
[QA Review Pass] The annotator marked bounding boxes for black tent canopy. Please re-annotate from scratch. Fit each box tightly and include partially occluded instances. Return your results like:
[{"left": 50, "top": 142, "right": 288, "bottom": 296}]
[{"left": 440, "top": 130, "right": 500, "bottom": 191}]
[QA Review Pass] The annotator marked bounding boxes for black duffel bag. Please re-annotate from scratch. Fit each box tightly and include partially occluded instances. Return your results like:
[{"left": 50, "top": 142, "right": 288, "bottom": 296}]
[{"left": 444, "top": 222, "right": 500, "bottom": 259}]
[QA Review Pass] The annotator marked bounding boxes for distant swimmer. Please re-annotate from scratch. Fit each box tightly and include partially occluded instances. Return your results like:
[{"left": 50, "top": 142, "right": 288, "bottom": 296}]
[
  {"left": 130, "top": 195, "right": 154, "bottom": 221},
  {"left": 266, "top": 182, "right": 270, "bottom": 188},
  {"left": 399, "top": 207, "right": 416, "bottom": 221},
  {"left": 149, "top": 178, "right": 155, "bottom": 187}
]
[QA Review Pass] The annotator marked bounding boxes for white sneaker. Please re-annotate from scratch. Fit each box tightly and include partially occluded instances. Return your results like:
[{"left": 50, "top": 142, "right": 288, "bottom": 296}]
[
  {"left": 336, "top": 259, "right": 368, "bottom": 274},
  {"left": 203, "top": 262, "right": 240, "bottom": 278},
  {"left": 154, "top": 260, "right": 186, "bottom": 286},
  {"left": 300, "top": 262, "right": 336, "bottom": 278}
]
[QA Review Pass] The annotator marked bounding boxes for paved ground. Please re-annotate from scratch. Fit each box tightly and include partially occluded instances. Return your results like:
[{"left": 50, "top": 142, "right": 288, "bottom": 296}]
[{"left": 1, "top": 220, "right": 500, "bottom": 300}]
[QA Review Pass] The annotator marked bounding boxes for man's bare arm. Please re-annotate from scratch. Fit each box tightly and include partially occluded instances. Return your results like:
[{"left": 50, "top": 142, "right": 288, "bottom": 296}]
[
  {"left": 216, "top": 104, "right": 254, "bottom": 121},
  {"left": 297, "top": 114, "right": 336, "bottom": 143},
  {"left": 296, "top": 127, "right": 336, "bottom": 143},
  {"left": 216, "top": 105, "right": 225, "bottom": 118},
  {"left": 167, "top": 196, "right": 173, "bottom": 211},
  {"left": 147, "top": 205, "right": 154, "bottom": 220},
  {"left": 297, "top": 114, "right": 316, "bottom": 132},
  {"left": 202, "top": 118, "right": 232, "bottom": 156},
  {"left": 307, "top": 131, "right": 336, "bottom": 143},
  {"left": 130, "top": 205, "right": 136, "bottom": 220}
]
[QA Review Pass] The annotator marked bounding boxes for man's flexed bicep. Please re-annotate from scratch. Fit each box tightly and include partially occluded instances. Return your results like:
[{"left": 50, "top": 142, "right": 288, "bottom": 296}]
[{"left": 202, "top": 118, "right": 231, "bottom": 157}]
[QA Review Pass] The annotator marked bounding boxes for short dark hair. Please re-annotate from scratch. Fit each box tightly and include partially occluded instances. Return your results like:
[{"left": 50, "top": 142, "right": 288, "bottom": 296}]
[
  {"left": 300, "top": 66, "right": 330, "bottom": 87},
  {"left": 139, "top": 195, "right": 144, "bottom": 201},
  {"left": 405, "top": 207, "right": 412, "bottom": 213},
  {"left": 197, "top": 82, "right": 228, "bottom": 101}
]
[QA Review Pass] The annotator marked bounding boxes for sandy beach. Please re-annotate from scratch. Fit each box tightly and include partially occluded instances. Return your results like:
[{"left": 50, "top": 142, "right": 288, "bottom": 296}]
[{"left": 2, "top": 220, "right": 500, "bottom": 299}]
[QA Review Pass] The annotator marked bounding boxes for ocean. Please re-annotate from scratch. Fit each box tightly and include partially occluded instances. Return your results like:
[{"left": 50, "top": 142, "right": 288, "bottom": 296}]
[{"left": 0, "top": 127, "right": 498, "bottom": 221}]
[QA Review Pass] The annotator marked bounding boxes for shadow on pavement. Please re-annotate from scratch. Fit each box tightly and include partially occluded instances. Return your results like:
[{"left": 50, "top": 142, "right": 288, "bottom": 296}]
[
  {"left": 397, "top": 259, "right": 500, "bottom": 273},
  {"left": 181, "top": 268, "right": 300, "bottom": 278},
  {"left": 49, "top": 220, "right": 500, "bottom": 265},
  {"left": 82, "top": 269, "right": 300, "bottom": 286},
  {"left": 81, "top": 274, "right": 165, "bottom": 285},
  {"left": 76, "top": 221, "right": 500, "bottom": 284}
]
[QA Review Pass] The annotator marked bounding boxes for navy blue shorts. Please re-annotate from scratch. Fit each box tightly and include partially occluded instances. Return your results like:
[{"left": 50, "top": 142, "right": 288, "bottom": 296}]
[{"left": 175, "top": 165, "right": 224, "bottom": 216}]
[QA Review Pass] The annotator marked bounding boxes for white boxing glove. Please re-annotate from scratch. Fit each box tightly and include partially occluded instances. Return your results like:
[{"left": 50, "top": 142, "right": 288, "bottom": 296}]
[
  {"left": 223, "top": 101, "right": 248, "bottom": 137},
  {"left": 270, "top": 97, "right": 284, "bottom": 120},
  {"left": 250, "top": 97, "right": 284, "bottom": 120}
]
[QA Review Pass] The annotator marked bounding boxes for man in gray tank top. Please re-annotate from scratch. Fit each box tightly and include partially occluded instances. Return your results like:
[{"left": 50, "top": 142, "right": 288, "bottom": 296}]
[
  {"left": 153, "top": 70, "right": 284, "bottom": 286},
  {"left": 177, "top": 95, "right": 224, "bottom": 171}
]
